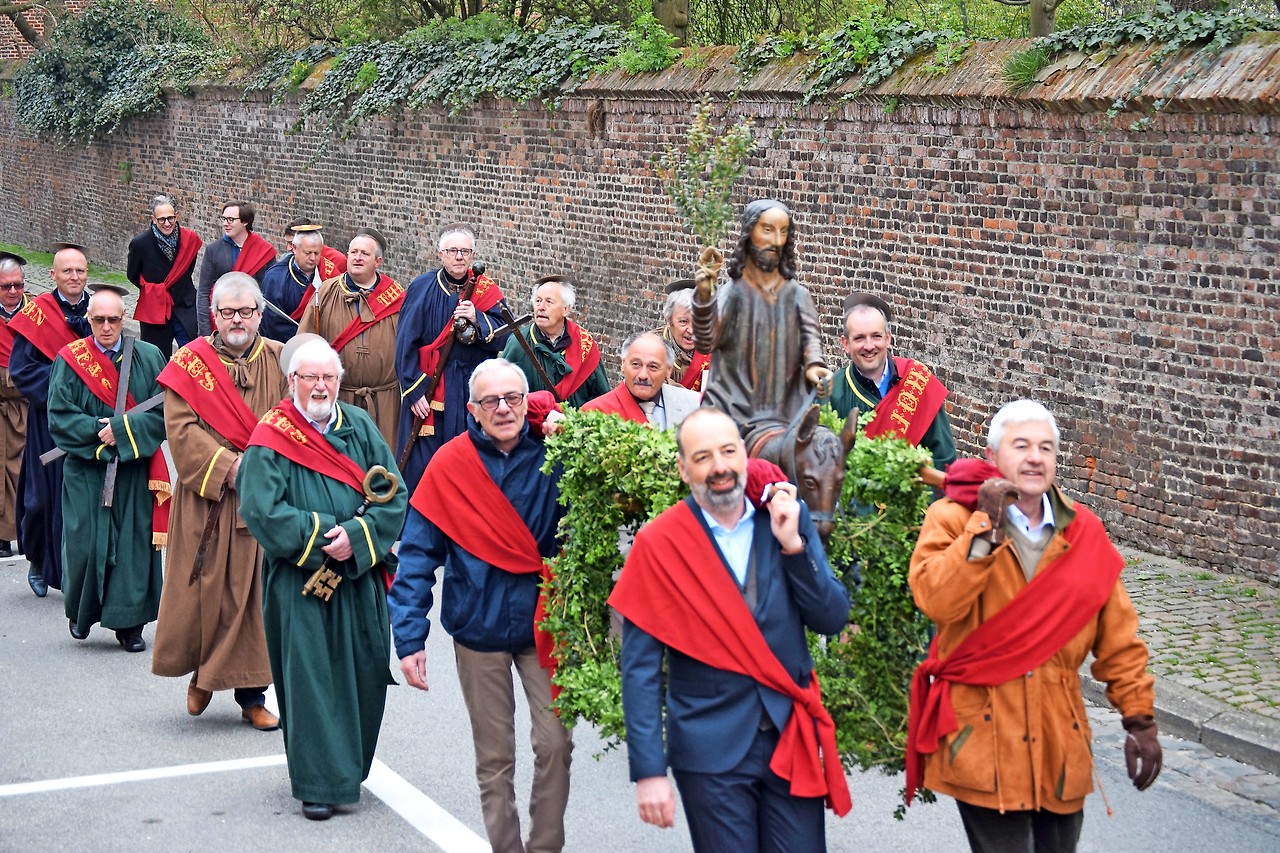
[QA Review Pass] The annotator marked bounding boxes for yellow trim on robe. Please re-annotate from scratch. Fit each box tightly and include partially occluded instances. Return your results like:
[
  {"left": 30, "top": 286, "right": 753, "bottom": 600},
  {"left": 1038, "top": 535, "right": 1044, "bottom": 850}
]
[
  {"left": 200, "top": 446, "right": 227, "bottom": 498},
  {"left": 297, "top": 511, "right": 322, "bottom": 566}
]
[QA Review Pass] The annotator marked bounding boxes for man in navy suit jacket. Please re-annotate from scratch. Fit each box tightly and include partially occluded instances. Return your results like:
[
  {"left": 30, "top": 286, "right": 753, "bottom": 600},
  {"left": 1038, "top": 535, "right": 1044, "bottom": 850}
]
[{"left": 611, "top": 407, "right": 851, "bottom": 852}]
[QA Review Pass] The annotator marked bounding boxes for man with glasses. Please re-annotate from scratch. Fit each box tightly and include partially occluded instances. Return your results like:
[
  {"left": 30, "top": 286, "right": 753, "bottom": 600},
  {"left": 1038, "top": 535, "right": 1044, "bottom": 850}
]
[
  {"left": 391, "top": 357, "right": 574, "bottom": 853},
  {"left": 0, "top": 252, "right": 30, "bottom": 559},
  {"left": 126, "top": 194, "right": 204, "bottom": 354},
  {"left": 9, "top": 243, "right": 94, "bottom": 598},
  {"left": 48, "top": 284, "right": 167, "bottom": 651},
  {"left": 152, "top": 273, "right": 287, "bottom": 730},
  {"left": 395, "top": 223, "right": 509, "bottom": 495},
  {"left": 261, "top": 223, "right": 335, "bottom": 343},
  {"left": 197, "top": 200, "right": 276, "bottom": 337},
  {"left": 300, "top": 228, "right": 405, "bottom": 449},
  {"left": 239, "top": 337, "right": 406, "bottom": 822}
]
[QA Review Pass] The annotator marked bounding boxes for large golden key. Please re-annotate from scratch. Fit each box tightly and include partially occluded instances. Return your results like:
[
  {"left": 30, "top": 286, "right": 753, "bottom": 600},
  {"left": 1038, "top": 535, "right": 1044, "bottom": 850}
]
[{"left": 301, "top": 464, "right": 399, "bottom": 602}]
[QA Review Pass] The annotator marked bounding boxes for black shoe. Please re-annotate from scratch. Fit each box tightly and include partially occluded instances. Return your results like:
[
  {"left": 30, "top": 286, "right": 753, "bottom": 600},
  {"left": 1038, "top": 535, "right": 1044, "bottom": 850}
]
[
  {"left": 115, "top": 626, "right": 146, "bottom": 653},
  {"left": 302, "top": 802, "right": 334, "bottom": 821},
  {"left": 69, "top": 619, "right": 88, "bottom": 640},
  {"left": 0, "top": 541, "right": 14, "bottom": 558},
  {"left": 28, "top": 564, "right": 47, "bottom": 598}
]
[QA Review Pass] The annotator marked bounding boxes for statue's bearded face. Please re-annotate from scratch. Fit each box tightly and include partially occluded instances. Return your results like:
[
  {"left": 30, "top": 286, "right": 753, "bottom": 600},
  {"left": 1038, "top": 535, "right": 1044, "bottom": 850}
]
[{"left": 747, "top": 207, "right": 790, "bottom": 274}]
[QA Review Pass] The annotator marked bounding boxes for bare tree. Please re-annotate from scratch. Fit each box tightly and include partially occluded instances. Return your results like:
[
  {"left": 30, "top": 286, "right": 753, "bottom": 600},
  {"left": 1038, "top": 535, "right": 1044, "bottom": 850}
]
[{"left": 0, "top": 0, "right": 67, "bottom": 48}]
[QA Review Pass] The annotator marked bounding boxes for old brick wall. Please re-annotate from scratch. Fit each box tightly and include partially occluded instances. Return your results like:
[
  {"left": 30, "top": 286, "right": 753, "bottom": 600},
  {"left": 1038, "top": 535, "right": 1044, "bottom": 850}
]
[{"left": 0, "top": 43, "right": 1276, "bottom": 581}]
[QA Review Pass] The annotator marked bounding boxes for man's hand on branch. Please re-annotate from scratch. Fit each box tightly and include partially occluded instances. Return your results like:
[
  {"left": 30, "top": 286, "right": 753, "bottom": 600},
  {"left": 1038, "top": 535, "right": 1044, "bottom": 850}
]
[
  {"left": 805, "top": 365, "right": 833, "bottom": 398},
  {"left": 976, "top": 478, "right": 1020, "bottom": 545},
  {"left": 694, "top": 246, "right": 723, "bottom": 303}
]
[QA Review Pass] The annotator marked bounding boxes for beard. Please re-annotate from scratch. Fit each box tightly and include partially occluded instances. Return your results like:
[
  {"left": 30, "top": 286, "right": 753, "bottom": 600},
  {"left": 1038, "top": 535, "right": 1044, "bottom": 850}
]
[
  {"left": 223, "top": 326, "right": 252, "bottom": 347},
  {"left": 294, "top": 391, "right": 333, "bottom": 424},
  {"left": 748, "top": 243, "right": 781, "bottom": 273},
  {"left": 690, "top": 470, "right": 745, "bottom": 514}
]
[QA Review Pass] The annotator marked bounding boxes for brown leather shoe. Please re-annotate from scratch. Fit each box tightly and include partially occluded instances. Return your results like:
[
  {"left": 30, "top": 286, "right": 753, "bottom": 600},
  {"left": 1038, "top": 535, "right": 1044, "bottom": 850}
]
[
  {"left": 241, "top": 705, "right": 280, "bottom": 731},
  {"left": 187, "top": 678, "right": 212, "bottom": 716}
]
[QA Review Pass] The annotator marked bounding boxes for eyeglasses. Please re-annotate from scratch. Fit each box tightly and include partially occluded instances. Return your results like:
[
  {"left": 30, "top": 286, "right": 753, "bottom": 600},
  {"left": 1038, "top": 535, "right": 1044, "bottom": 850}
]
[
  {"left": 88, "top": 315, "right": 123, "bottom": 326},
  {"left": 0, "top": 283, "right": 23, "bottom": 292},
  {"left": 474, "top": 392, "right": 525, "bottom": 411},
  {"left": 440, "top": 247, "right": 474, "bottom": 258},
  {"left": 216, "top": 306, "right": 259, "bottom": 319},
  {"left": 219, "top": 216, "right": 241, "bottom": 224},
  {"left": 154, "top": 216, "right": 177, "bottom": 225},
  {"left": 294, "top": 372, "right": 338, "bottom": 384}
]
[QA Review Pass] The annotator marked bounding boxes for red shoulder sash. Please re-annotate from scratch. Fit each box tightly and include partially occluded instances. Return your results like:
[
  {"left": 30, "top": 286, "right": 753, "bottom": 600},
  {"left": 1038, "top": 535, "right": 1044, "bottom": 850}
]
[
  {"left": 320, "top": 245, "right": 347, "bottom": 278},
  {"left": 904, "top": 503, "right": 1124, "bottom": 805},
  {"left": 609, "top": 501, "right": 852, "bottom": 815},
  {"left": 8, "top": 293, "right": 79, "bottom": 361},
  {"left": 413, "top": 273, "right": 504, "bottom": 433},
  {"left": 678, "top": 350, "right": 710, "bottom": 391},
  {"left": 158, "top": 336, "right": 266, "bottom": 450},
  {"left": 135, "top": 227, "right": 203, "bottom": 324},
  {"left": 246, "top": 399, "right": 366, "bottom": 495},
  {"left": 232, "top": 232, "right": 276, "bottom": 277},
  {"left": 331, "top": 274, "right": 406, "bottom": 353},
  {"left": 865, "top": 357, "right": 947, "bottom": 447},
  {"left": 56, "top": 337, "right": 137, "bottom": 410},
  {"left": 0, "top": 295, "right": 33, "bottom": 368},
  {"left": 553, "top": 320, "right": 601, "bottom": 400},
  {"left": 582, "top": 384, "right": 645, "bottom": 423}
]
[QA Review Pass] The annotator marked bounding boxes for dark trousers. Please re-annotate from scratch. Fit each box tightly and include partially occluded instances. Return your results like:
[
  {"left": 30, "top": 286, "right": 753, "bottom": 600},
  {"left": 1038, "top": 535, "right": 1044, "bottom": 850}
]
[
  {"left": 139, "top": 316, "right": 192, "bottom": 356},
  {"left": 673, "top": 725, "right": 826, "bottom": 853},
  {"left": 956, "top": 801, "right": 1084, "bottom": 853}
]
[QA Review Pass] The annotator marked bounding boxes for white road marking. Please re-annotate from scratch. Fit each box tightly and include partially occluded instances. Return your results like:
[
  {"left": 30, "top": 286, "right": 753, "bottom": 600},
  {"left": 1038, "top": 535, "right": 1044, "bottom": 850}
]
[
  {"left": 364, "top": 759, "right": 489, "bottom": 852},
  {"left": 0, "top": 754, "right": 288, "bottom": 797}
]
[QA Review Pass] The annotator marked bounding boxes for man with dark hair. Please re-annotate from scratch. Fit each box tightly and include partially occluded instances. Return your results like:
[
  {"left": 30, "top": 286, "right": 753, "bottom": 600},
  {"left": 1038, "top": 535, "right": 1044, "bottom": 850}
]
[
  {"left": 830, "top": 293, "right": 956, "bottom": 471},
  {"left": 907, "top": 399, "right": 1160, "bottom": 852},
  {"left": 197, "top": 200, "right": 276, "bottom": 336},
  {"left": 391, "top": 357, "right": 573, "bottom": 853},
  {"left": 0, "top": 252, "right": 30, "bottom": 558},
  {"left": 49, "top": 285, "right": 168, "bottom": 651},
  {"left": 9, "top": 244, "right": 93, "bottom": 597},
  {"left": 300, "top": 229, "right": 405, "bottom": 448},
  {"left": 126, "top": 194, "right": 204, "bottom": 353},
  {"left": 152, "top": 272, "right": 286, "bottom": 730},
  {"left": 611, "top": 406, "right": 851, "bottom": 850},
  {"left": 693, "top": 199, "right": 830, "bottom": 448},
  {"left": 501, "top": 275, "right": 609, "bottom": 408},
  {"left": 395, "top": 223, "right": 509, "bottom": 495}
]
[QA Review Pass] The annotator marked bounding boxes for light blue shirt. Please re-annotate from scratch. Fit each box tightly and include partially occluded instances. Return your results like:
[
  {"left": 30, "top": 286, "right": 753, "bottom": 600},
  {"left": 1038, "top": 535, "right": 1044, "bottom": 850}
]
[
  {"left": 875, "top": 358, "right": 892, "bottom": 398},
  {"left": 303, "top": 403, "right": 338, "bottom": 435},
  {"left": 699, "top": 498, "right": 755, "bottom": 586},
  {"left": 1007, "top": 493, "right": 1055, "bottom": 536}
]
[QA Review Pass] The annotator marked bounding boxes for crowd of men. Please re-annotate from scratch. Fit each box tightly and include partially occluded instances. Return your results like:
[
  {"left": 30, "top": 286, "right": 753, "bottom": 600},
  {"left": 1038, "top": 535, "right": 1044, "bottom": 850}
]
[{"left": 0, "top": 194, "right": 1160, "bottom": 853}]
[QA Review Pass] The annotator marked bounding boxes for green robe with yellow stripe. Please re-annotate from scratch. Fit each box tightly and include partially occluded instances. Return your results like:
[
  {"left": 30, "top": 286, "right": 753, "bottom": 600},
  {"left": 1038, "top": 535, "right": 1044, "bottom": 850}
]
[
  {"left": 49, "top": 340, "right": 167, "bottom": 632},
  {"left": 237, "top": 402, "right": 406, "bottom": 805},
  {"left": 828, "top": 360, "right": 957, "bottom": 471}
]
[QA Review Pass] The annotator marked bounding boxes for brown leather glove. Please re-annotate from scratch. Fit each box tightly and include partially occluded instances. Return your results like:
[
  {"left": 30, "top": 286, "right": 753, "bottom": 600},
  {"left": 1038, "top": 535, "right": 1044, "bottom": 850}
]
[
  {"left": 1122, "top": 714, "right": 1162, "bottom": 791},
  {"left": 975, "top": 478, "right": 1019, "bottom": 545}
]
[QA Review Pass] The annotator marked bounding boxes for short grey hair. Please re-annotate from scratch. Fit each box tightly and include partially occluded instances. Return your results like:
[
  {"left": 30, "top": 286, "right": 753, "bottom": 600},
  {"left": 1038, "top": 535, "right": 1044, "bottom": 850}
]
[
  {"left": 468, "top": 357, "right": 529, "bottom": 401},
  {"left": 662, "top": 288, "right": 693, "bottom": 325},
  {"left": 292, "top": 231, "right": 324, "bottom": 248},
  {"left": 987, "top": 399, "right": 1060, "bottom": 451},
  {"left": 0, "top": 258, "right": 24, "bottom": 277},
  {"left": 149, "top": 194, "right": 175, "bottom": 215},
  {"left": 288, "top": 337, "right": 345, "bottom": 381},
  {"left": 438, "top": 223, "right": 476, "bottom": 252},
  {"left": 211, "top": 271, "right": 265, "bottom": 313},
  {"left": 531, "top": 277, "right": 576, "bottom": 312},
  {"left": 844, "top": 303, "right": 892, "bottom": 337},
  {"left": 619, "top": 331, "right": 675, "bottom": 368}
]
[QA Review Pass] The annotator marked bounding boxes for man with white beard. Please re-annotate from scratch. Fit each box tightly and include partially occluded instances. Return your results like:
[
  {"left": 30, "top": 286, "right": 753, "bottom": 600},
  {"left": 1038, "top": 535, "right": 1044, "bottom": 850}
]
[
  {"left": 238, "top": 336, "right": 406, "bottom": 822},
  {"left": 152, "top": 273, "right": 287, "bottom": 729}
]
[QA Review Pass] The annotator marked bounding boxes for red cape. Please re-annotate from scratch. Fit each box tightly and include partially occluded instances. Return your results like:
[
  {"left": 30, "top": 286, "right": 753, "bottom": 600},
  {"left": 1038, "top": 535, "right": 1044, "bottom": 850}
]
[
  {"left": 135, "top": 227, "right": 203, "bottom": 324},
  {"left": 158, "top": 336, "right": 264, "bottom": 451},
  {"left": 581, "top": 384, "right": 646, "bottom": 423}
]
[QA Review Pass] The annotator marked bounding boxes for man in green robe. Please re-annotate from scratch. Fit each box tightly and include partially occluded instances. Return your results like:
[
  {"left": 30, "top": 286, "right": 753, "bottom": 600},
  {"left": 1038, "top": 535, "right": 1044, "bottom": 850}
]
[
  {"left": 500, "top": 275, "right": 609, "bottom": 408},
  {"left": 238, "top": 336, "right": 406, "bottom": 822},
  {"left": 49, "top": 285, "right": 167, "bottom": 651}
]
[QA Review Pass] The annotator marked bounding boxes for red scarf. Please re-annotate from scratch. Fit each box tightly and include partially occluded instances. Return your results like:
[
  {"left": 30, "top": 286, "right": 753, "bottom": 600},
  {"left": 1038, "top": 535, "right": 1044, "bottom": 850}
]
[
  {"left": 330, "top": 274, "right": 406, "bottom": 353},
  {"left": 678, "top": 350, "right": 711, "bottom": 391},
  {"left": 581, "top": 384, "right": 646, "bottom": 423},
  {"left": 609, "top": 501, "right": 852, "bottom": 816},
  {"left": 940, "top": 458, "right": 1004, "bottom": 509},
  {"left": 864, "top": 357, "right": 947, "bottom": 447},
  {"left": 8, "top": 292, "right": 80, "bottom": 361},
  {"left": 412, "top": 432, "right": 558, "bottom": 694},
  {"left": 904, "top": 502, "right": 1124, "bottom": 805},
  {"left": 134, "top": 227, "right": 203, "bottom": 324},
  {"left": 320, "top": 245, "right": 347, "bottom": 278},
  {"left": 0, "top": 295, "right": 32, "bottom": 368},
  {"left": 157, "top": 336, "right": 264, "bottom": 450},
  {"left": 232, "top": 232, "right": 276, "bottom": 277},
  {"left": 56, "top": 337, "right": 172, "bottom": 547},
  {"left": 413, "top": 273, "right": 503, "bottom": 435}
]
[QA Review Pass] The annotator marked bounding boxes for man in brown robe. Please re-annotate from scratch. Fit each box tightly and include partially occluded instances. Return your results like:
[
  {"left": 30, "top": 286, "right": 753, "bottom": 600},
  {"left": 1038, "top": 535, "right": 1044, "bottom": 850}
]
[
  {"left": 693, "top": 199, "right": 831, "bottom": 449},
  {"left": 300, "top": 229, "right": 404, "bottom": 448},
  {"left": 151, "top": 272, "right": 287, "bottom": 731},
  {"left": 0, "top": 252, "right": 30, "bottom": 557}
]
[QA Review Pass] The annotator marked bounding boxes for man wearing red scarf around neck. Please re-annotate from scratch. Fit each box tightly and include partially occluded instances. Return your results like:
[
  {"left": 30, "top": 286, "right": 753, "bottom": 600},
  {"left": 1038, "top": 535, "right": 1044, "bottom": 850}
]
[
  {"left": 907, "top": 399, "right": 1160, "bottom": 852},
  {"left": 611, "top": 407, "right": 851, "bottom": 852}
]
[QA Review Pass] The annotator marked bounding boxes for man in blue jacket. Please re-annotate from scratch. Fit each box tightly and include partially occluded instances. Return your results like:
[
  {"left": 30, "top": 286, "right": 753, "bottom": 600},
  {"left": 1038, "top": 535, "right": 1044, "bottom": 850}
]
[
  {"left": 390, "top": 357, "right": 572, "bottom": 853},
  {"left": 611, "top": 407, "right": 852, "bottom": 852}
]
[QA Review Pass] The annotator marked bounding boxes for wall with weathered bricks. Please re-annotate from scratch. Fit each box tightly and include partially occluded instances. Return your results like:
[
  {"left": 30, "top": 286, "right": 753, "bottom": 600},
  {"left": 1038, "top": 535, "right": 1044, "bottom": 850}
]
[{"left": 1, "top": 39, "right": 1276, "bottom": 581}]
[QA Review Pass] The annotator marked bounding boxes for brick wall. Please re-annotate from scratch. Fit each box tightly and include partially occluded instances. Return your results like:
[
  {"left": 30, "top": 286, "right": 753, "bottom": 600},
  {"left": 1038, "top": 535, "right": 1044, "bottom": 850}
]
[
  {"left": 0, "top": 0, "right": 90, "bottom": 60},
  {"left": 0, "top": 40, "right": 1276, "bottom": 581}
]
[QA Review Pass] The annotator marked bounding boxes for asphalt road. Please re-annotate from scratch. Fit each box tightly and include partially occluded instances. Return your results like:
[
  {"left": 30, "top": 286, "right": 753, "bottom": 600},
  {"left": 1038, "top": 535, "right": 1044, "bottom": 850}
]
[{"left": 1, "top": 556, "right": 1277, "bottom": 852}]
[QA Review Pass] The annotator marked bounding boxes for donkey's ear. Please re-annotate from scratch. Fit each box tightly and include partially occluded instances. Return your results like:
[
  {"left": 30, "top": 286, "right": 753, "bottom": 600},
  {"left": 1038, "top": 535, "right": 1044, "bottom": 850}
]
[
  {"left": 796, "top": 404, "right": 820, "bottom": 441},
  {"left": 840, "top": 412, "right": 858, "bottom": 457}
]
